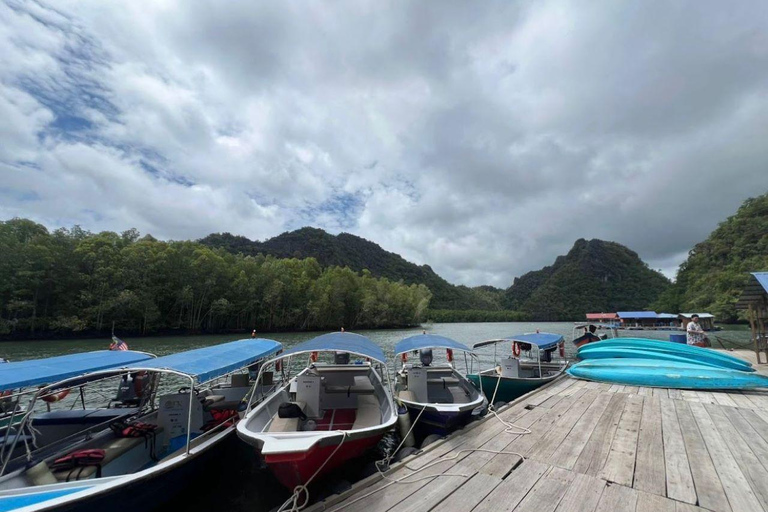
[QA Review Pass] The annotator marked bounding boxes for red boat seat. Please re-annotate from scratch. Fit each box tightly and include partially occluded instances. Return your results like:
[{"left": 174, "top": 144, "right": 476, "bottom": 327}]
[
  {"left": 267, "top": 401, "right": 305, "bottom": 432},
  {"left": 352, "top": 395, "right": 380, "bottom": 429}
]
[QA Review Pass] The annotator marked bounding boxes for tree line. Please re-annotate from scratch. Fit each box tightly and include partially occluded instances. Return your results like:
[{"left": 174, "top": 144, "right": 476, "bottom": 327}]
[{"left": 0, "top": 219, "right": 432, "bottom": 338}]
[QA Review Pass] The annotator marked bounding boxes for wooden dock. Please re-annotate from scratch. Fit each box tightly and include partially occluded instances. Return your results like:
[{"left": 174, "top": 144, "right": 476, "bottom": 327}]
[{"left": 307, "top": 349, "right": 768, "bottom": 512}]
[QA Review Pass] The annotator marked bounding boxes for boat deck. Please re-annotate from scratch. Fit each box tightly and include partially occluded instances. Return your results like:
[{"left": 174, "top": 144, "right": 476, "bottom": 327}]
[{"left": 308, "top": 349, "right": 768, "bottom": 512}]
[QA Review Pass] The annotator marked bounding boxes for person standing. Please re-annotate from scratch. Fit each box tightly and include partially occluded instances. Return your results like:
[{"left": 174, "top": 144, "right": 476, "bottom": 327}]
[{"left": 686, "top": 314, "right": 710, "bottom": 347}]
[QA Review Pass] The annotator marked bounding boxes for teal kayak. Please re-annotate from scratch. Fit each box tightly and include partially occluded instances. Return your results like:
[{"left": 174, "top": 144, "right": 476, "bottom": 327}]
[
  {"left": 577, "top": 346, "right": 754, "bottom": 372},
  {"left": 578, "top": 338, "right": 752, "bottom": 370},
  {"left": 567, "top": 358, "right": 768, "bottom": 390}
]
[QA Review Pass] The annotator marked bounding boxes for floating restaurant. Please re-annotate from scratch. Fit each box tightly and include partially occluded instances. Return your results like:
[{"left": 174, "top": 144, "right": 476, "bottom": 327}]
[{"left": 584, "top": 311, "right": 716, "bottom": 330}]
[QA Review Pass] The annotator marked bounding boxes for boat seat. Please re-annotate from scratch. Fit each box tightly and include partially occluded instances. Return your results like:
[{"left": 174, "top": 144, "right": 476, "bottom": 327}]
[
  {"left": 202, "top": 395, "right": 225, "bottom": 408},
  {"left": 352, "top": 395, "right": 380, "bottom": 429},
  {"left": 448, "top": 386, "right": 471, "bottom": 404},
  {"left": 398, "top": 390, "right": 417, "bottom": 402},
  {"left": 267, "top": 401, "right": 305, "bottom": 433},
  {"left": 324, "top": 376, "right": 375, "bottom": 396},
  {"left": 427, "top": 377, "right": 461, "bottom": 387},
  {"left": 51, "top": 427, "right": 164, "bottom": 482}
]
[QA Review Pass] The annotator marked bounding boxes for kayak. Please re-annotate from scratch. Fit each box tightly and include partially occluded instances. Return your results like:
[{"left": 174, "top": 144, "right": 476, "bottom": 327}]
[
  {"left": 577, "top": 346, "right": 754, "bottom": 372},
  {"left": 567, "top": 358, "right": 768, "bottom": 390},
  {"left": 577, "top": 338, "right": 752, "bottom": 370}
]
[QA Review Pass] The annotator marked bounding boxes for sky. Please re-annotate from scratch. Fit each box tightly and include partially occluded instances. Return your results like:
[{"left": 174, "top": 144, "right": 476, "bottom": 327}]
[{"left": 2, "top": 1, "right": 767, "bottom": 288}]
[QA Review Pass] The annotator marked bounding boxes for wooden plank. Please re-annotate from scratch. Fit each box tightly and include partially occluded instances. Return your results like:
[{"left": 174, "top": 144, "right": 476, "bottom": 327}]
[
  {"left": 729, "top": 392, "right": 757, "bottom": 409},
  {"left": 733, "top": 409, "right": 768, "bottom": 467},
  {"left": 740, "top": 391, "right": 768, "bottom": 410},
  {"left": 740, "top": 408, "right": 768, "bottom": 444},
  {"left": 711, "top": 392, "right": 738, "bottom": 407},
  {"left": 704, "top": 403, "right": 768, "bottom": 511},
  {"left": 594, "top": 483, "right": 637, "bottom": 512},
  {"left": 680, "top": 390, "right": 702, "bottom": 403},
  {"left": 478, "top": 406, "right": 550, "bottom": 477},
  {"left": 573, "top": 393, "right": 627, "bottom": 476},
  {"left": 659, "top": 398, "right": 696, "bottom": 505},
  {"left": 553, "top": 473, "right": 605, "bottom": 512},
  {"left": 623, "top": 386, "right": 639, "bottom": 395},
  {"left": 608, "top": 384, "right": 625, "bottom": 393},
  {"left": 688, "top": 401, "right": 763, "bottom": 512},
  {"left": 512, "top": 467, "right": 575, "bottom": 512},
  {"left": 528, "top": 390, "right": 600, "bottom": 462},
  {"left": 472, "top": 460, "right": 549, "bottom": 512},
  {"left": 652, "top": 388, "right": 669, "bottom": 399},
  {"left": 633, "top": 396, "right": 665, "bottom": 495},
  {"left": 676, "top": 504, "right": 712, "bottom": 512},
  {"left": 637, "top": 387, "right": 652, "bottom": 397},
  {"left": 431, "top": 473, "right": 501, "bottom": 512},
  {"left": 674, "top": 400, "right": 731, "bottom": 512},
  {"left": 548, "top": 392, "right": 613, "bottom": 470},
  {"left": 693, "top": 391, "right": 717, "bottom": 404},
  {"left": 396, "top": 474, "right": 468, "bottom": 512},
  {"left": 599, "top": 394, "right": 643, "bottom": 486},
  {"left": 327, "top": 472, "right": 436, "bottom": 512},
  {"left": 635, "top": 491, "right": 676, "bottom": 512}
]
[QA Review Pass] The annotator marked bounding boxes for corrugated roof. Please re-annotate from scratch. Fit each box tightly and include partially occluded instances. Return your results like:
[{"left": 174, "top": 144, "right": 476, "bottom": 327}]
[
  {"left": 586, "top": 313, "right": 618, "bottom": 320},
  {"left": 736, "top": 272, "right": 768, "bottom": 310},
  {"left": 617, "top": 311, "right": 658, "bottom": 319},
  {"left": 656, "top": 313, "right": 679, "bottom": 319},
  {"left": 679, "top": 313, "right": 715, "bottom": 319}
]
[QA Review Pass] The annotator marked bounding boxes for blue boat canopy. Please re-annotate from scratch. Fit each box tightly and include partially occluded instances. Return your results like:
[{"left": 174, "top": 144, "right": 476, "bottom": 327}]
[
  {"left": 395, "top": 334, "right": 473, "bottom": 356},
  {"left": 0, "top": 351, "right": 154, "bottom": 392},
  {"left": 474, "top": 332, "right": 564, "bottom": 351},
  {"left": 617, "top": 311, "right": 658, "bottom": 319},
  {"left": 125, "top": 339, "right": 282, "bottom": 383},
  {"left": 280, "top": 332, "right": 386, "bottom": 363}
]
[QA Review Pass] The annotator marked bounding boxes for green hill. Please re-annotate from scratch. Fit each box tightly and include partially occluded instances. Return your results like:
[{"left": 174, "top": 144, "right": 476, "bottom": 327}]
[
  {"left": 654, "top": 193, "right": 768, "bottom": 322},
  {"left": 200, "top": 227, "right": 504, "bottom": 310},
  {"left": 504, "top": 239, "right": 671, "bottom": 320}
]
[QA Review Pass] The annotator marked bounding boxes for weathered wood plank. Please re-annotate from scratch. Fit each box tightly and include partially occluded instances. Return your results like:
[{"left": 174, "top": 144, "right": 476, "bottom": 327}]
[
  {"left": 548, "top": 392, "right": 613, "bottom": 470},
  {"left": 675, "top": 503, "right": 713, "bottom": 512},
  {"left": 705, "top": 403, "right": 768, "bottom": 511},
  {"left": 623, "top": 386, "right": 639, "bottom": 395},
  {"left": 573, "top": 393, "right": 627, "bottom": 476},
  {"left": 528, "top": 390, "right": 600, "bottom": 462},
  {"left": 512, "top": 467, "right": 575, "bottom": 512},
  {"left": 732, "top": 409, "right": 768, "bottom": 469},
  {"left": 659, "top": 398, "right": 696, "bottom": 505},
  {"left": 553, "top": 473, "right": 605, "bottom": 512},
  {"left": 432, "top": 473, "right": 501, "bottom": 512},
  {"left": 608, "top": 384, "right": 625, "bottom": 393},
  {"left": 652, "top": 388, "right": 669, "bottom": 399},
  {"left": 472, "top": 460, "right": 549, "bottom": 512},
  {"left": 680, "top": 390, "right": 702, "bottom": 403},
  {"left": 688, "top": 401, "right": 762, "bottom": 512},
  {"left": 594, "top": 483, "right": 636, "bottom": 512},
  {"left": 633, "top": 396, "right": 665, "bottom": 495},
  {"left": 635, "top": 491, "right": 676, "bottom": 512},
  {"left": 667, "top": 388, "right": 683, "bottom": 400},
  {"left": 637, "top": 387, "right": 652, "bottom": 397},
  {"left": 396, "top": 474, "right": 468, "bottom": 512},
  {"left": 599, "top": 394, "right": 643, "bottom": 486},
  {"left": 675, "top": 400, "right": 731, "bottom": 512},
  {"left": 478, "top": 406, "right": 551, "bottom": 477},
  {"left": 728, "top": 392, "right": 757, "bottom": 409},
  {"left": 711, "top": 392, "right": 738, "bottom": 408}
]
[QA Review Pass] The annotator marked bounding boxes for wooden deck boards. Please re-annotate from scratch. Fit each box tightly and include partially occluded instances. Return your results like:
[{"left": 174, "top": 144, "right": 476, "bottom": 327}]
[{"left": 309, "top": 349, "right": 768, "bottom": 512}]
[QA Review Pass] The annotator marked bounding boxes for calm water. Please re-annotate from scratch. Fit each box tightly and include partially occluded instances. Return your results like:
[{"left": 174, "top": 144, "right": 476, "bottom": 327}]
[{"left": 3, "top": 322, "right": 752, "bottom": 511}]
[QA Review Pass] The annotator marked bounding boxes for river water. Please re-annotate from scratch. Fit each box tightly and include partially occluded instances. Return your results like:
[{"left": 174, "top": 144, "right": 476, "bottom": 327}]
[{"left": 2, "top": 322, "right": 752, "bottom": 511}]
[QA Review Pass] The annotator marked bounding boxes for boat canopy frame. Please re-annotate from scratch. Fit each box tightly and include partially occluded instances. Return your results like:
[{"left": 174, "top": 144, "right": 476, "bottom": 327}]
[{"left": 470, "top": 332, "right": 567, "bottom": 377}]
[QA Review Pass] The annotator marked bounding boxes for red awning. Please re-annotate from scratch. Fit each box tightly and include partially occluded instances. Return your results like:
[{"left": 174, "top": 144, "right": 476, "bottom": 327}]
[{"left": 586, "top": 313, "right": 618, "bottom": 320}]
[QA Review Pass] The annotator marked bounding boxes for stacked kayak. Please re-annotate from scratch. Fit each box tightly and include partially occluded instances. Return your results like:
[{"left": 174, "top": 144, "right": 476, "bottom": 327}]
[{"left": 568, "top": 338, "right": 768, "bottom": 390}]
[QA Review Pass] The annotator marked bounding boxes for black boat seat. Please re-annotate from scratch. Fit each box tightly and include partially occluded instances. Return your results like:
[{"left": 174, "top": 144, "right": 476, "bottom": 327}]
[
  {"left": 352, "top": 395, "right": 380, "bottom": 429},
  {"left": 427, "top": 377, "right": 460, "bottom": 387},
  {"left": 201, "top": 395, "right": 225, "bottom": 408},
  {"left": 267, "top": 401, "right": 306, "bottom": 433},
  {"left": 51, "top": 426, "right": 163, "bottom": 482}
]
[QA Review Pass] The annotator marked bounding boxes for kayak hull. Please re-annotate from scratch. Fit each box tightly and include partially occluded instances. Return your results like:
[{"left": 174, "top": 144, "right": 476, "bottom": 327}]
[{"left": 577, "top": 346, "right": 754, "bottom": 372}]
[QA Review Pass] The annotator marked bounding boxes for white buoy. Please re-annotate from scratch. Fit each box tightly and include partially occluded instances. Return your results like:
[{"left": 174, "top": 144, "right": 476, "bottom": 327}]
[{"left": 397, "top": 404, "right": 415, "bottom": 448}]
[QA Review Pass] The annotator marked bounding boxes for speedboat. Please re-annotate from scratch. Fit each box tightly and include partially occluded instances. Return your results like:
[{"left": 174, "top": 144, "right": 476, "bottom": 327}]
[
  {"left": 468, "top": 332, "right": 568, "bottom": 404},
  {"left": 0, "top": 338, "right": 281, "bottom": 511},
  {"left": 237, "top": 331, "right": 397, "bottom": 490},
  {"left": 394, "top": 333, "right": 484, "bottom": 437}
]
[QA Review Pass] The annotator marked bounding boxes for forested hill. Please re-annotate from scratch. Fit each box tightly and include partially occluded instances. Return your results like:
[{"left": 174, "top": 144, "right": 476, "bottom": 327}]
[
  {"left": 504, "top": 239, "right": 670, "bottom": 320},
  {"left": 200, "top": 228, "right": 504, "bottom": 310},
  {"left": 654, "top": 193, "right": 768, "bottom": 322}
]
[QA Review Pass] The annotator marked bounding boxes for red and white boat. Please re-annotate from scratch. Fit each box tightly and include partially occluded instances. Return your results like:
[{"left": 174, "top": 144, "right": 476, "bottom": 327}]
[{"left": 236, "top": 332, "right": 397, "bottom": 490}]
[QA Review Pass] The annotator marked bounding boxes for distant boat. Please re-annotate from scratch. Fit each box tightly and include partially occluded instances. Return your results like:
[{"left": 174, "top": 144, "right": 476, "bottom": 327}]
[
  {"left": 0, "top": 339, "right": 281, "bottom": 512},
  {"left": 394, "top": 334, "right": 485, "bottom": 437},
  {"left": 568, "top": 358, "right": 768, "bottom": 389},
  {"left": 468, "top": 332, "right": 568, "bottom": 404},
  {"left": 237, "top": 332, "right": 397, "bottom": 490}
]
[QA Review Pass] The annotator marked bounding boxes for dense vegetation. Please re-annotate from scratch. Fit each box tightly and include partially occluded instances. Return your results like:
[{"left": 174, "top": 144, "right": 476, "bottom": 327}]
[
  {"left": 504, "top": 239, "right": 671, "bottom": 320},
  {"left": 0, "top": 219, "right": 432, "bottom": 338},
  {"left": 426, "top": 309, "right": 528, "bottom": 323},
  {"left": 653, "top": 193, "right": 768, "bottom": 322},
  {"left": 201, "top": 228, "right": 504, "bottom": 310}
]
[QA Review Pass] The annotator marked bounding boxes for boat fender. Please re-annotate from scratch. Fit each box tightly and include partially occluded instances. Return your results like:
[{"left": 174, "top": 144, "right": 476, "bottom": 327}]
[
  {"left": 278, "top": 402, "right": 307, "bottom": 421},
  {"left": 559, "top": 342, "right": 565, "bottom": 358},
  {"left": 400, "top": 352, "right": 407, "bottom": 363},
  {"left": 41, "top": 389, "right": 70, "bottom": 403},
  {"left": 392, "top": 446, "right": 418, "bottom": 462},
  {"left": 310, "top": 351, "right": 318, "bottom": 363},
  {"left": 397, "top": 404, "right": 415, "bottom": 448},
  {"left": 446, "top": 349, "right": 453, "bottom": 363},
  {"left": 512, "top": 342, "right": 521, "bottom": 357},
  {"left": 421, "top": 434, "right": 443, "bottom": 449}
]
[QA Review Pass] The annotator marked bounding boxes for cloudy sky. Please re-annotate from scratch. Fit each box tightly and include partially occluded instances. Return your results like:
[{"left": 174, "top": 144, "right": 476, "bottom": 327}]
[{"left": 2, "top": 1, "right": 767, "bottom": 287}]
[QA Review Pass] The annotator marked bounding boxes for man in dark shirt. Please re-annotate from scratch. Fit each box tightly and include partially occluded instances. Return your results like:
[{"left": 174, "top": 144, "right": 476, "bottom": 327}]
[{"left": 573, "top": 324, "right": 601, "bottom": 348}]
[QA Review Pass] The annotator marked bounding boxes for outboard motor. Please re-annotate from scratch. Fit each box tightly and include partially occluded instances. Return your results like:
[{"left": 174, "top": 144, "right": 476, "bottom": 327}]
[
  {"left": 334, "top": 352, "right": 350, "bottom": 364},
  {"left": 419, "top": 348, "right": 433, "bottom": 367},
  {"left": 115, "top": 375, "right": 139, "bottom": 406}
]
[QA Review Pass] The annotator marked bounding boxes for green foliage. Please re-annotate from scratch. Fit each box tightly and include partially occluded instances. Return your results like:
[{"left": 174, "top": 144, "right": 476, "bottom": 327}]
[
  {"left": 426, "top": 309, "right": 528, "bottom": 323},
  {"left": 504, "top": 239, "right": 671, "bottom": 320},
  {"left": 200, "top": 228, "right": 502, "bottom": 310},
  {"left": 654, "top": 193, "right": 768, "bottom": 322},
  {"left": 0, "top": 219, "right": 432, "bottom": 338}
]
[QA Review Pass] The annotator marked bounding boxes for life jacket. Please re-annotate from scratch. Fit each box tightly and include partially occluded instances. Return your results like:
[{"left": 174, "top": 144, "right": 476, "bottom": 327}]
[
  {"left": 50, "top": 449, "right": 106, "bottom": 480},
  {"left": 202, "top": 409, "right": 239, "bottom": 432},
  {"left": 109, "top": 421, "right": 159, "bottom": 460}
]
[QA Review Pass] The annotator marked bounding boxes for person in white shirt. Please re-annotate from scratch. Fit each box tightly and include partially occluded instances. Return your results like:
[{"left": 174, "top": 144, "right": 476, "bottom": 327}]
[{"left": 686, "top": 315, "right": 709, "bottom": 347}]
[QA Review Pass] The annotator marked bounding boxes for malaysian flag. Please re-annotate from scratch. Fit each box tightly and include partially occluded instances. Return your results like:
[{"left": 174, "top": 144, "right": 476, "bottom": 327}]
[{"left": 110, "top": 336, "right": 129, "bottom": 351}]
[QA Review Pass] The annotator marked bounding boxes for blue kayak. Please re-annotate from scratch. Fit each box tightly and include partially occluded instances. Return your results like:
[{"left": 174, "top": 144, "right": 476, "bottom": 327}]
[
  {"left": 577, "top": 346, "right": 754, "bottom": 372},
  {"left": 568, "top": 358, "right": 768, "bottom": 390},
  {"left": 578, "top": 338, "right": 752, "bottom": 370}
]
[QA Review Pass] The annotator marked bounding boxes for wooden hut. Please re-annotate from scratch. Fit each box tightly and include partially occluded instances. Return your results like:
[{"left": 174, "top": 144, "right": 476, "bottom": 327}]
[{"left": 736, "top": 272, "right": 768, "bottom": 364}]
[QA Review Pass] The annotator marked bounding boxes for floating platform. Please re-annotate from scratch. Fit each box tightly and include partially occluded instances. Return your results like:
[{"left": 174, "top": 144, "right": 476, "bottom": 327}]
[{"left": 308, "top": 349, "right": 768, "bottom": 512}]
